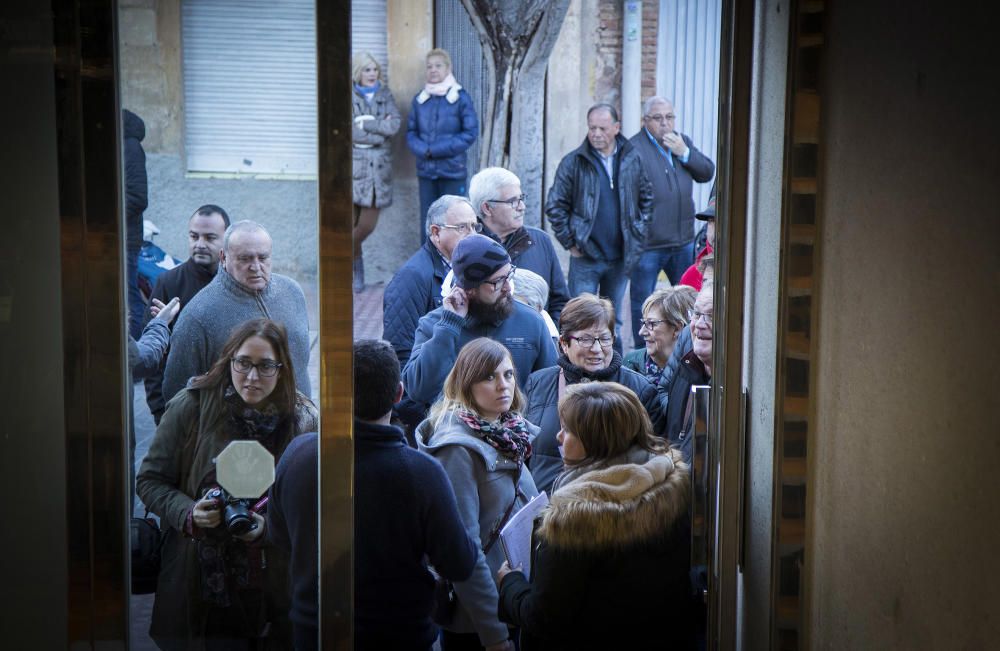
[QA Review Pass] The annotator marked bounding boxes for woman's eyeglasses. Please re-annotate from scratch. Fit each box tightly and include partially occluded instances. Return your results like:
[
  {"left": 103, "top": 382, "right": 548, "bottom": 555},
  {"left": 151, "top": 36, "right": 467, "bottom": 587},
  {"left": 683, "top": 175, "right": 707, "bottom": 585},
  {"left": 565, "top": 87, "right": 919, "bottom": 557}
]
[
  {"left": 568, "top": 335, "right": 614, "bottom": 349},
  {"left": 231, "top": 357, "right": 283, "bottom": 377}
]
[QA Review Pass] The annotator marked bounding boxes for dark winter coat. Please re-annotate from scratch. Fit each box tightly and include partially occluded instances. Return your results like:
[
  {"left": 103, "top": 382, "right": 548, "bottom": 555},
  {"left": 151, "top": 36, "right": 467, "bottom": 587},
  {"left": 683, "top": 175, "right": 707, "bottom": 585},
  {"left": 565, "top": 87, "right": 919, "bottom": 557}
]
[
  {"left": 136, "top": 387, "right": 318, "bottom": 647},
  {"left": 406, "top": 86, "right": 478, "bottom": 180},
  {"left": 630, "top": 129, "right": 715, "bottom": 250},
  {"left": 402, "top": 302, "right": 559, "bottom": 407},
  {"left": 416, "top": 412, "right": 540, "bottom": 646},
  {"left": 498, "top": 451, "right": 695, "bottom": 651},
  {"left": 664, "top": 350, "right": 711, "bottom": 461},
  {"left": 661, "top": 326, "right": 693, "bottom": 392},
  {"left": 353, "top": 420, "right": 478, "bottom": 650},
  {"left": 545, "top": 134, "right": 654, "bottom": 273},
  {"left": 352, "top": 84, "right": 401, "bottom": 207},
  {"left": 524, "top": 364, "right": 668, "bottom": 494},
  {"left": 486, "top": 225, "right": 570, "bottom": 325},
  {"left": 382, "top": 240, "right": 449, "bottom": 368},
  {"left": 122, "top": 109, "right": 148, "bottom": 241},
  {"left": 143, "top": 258, "right": 216, "bottom": 423}
]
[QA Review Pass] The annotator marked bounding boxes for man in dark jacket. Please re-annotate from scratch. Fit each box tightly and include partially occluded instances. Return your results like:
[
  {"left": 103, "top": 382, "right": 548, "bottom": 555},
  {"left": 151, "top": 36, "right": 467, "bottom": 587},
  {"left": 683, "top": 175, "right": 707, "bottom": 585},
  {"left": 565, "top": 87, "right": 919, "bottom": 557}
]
[
  {"left": 402, "top": 235, "right": 558, "bottom": 407},
  {"left": 469, "top": 166, "right": 570, "bottom": 324},
  {"left": 664, "top": 281, "right": 714, "bottom": 463},
  {"left": 143, "top": 205, "right": 229, "bottom": 423},
  {"left": 123, "top": 109, "right": 148, "bottom": 340},
  {"left": 628, "top": 96, "right": 715, "bottom": 347},
  {"left": 384, "top": 195, "right": 479, "bottom": 433},
  {"left": 546, "top": 104, "right": 654, "bottom": 347}
]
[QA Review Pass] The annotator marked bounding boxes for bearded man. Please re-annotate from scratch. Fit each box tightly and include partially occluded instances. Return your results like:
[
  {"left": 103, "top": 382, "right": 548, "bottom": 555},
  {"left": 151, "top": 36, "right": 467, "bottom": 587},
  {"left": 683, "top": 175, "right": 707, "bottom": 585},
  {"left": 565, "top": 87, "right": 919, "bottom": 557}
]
[{"left": 402, "top": 234, "right": 558, "bottom": 407}]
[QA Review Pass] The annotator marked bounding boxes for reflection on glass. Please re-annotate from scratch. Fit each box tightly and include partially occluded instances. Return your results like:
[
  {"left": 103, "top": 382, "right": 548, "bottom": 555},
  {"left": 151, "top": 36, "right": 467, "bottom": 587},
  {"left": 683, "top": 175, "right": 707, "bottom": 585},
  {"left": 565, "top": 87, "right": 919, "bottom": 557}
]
[{"left": 121, "top": 1, "right": 321, "bottom": 647}]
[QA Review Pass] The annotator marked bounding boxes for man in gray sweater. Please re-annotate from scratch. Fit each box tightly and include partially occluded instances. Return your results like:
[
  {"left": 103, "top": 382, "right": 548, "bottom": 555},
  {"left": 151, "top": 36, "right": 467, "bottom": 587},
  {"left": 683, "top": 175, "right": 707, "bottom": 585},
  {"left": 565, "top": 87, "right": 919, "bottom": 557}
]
[{"left": 162, "top": 220, "right": 311, "bottom": 403}]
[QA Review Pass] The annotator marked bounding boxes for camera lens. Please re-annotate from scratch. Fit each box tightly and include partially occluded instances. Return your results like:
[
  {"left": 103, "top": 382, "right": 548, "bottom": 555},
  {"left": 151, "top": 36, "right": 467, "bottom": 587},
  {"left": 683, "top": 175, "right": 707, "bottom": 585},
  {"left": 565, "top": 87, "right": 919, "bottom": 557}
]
[{"left": 224, "top": 502, "right": 253, "bottom": 536}]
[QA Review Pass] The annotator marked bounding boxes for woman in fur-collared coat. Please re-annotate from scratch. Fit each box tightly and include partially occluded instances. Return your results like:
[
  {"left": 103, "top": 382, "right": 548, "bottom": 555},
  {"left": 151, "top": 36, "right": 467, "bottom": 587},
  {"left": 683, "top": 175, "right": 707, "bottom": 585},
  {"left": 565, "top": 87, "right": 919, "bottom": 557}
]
[{"left": 497, "top": 382, "right": 696, "bottom": 651}]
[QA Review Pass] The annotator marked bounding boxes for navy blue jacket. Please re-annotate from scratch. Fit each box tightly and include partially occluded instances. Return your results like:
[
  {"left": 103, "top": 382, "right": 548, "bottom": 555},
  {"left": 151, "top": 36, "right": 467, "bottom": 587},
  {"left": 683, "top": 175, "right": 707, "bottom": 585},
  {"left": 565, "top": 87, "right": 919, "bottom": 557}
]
[
  {"left": 485, "top": 225, "right": 570, "bottom": 325},
  {"left": 402, "top": 302, "right": 559, "bottom": 406},
  {"left": 383, "top": 240, "right": 450, "bottom": 367},
  {"left": 267, "top": 433, "right": 320, "bottom": 650},
  {"left": 353, "top": 420, "right": 477, "bottom": 650},
  {"left": 406, "top": 89, "right": 478, "bottom": 180}
]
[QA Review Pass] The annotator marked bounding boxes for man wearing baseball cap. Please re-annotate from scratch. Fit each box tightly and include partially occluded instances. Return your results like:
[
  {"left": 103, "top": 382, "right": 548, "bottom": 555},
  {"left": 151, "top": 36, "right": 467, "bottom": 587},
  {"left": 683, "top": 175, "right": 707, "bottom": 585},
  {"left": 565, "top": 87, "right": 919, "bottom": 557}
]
[
  {"left": 402, "top": 234, "right": 559, "bottom": 408},
  {"left": 678, "top": 191, "right": 716, "bottom": 291}
]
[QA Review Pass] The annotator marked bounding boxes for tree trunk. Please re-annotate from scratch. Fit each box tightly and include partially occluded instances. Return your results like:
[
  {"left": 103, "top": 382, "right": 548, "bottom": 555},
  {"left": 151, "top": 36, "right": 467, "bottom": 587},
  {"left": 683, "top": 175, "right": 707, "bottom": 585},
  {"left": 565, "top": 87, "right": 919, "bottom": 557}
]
[{"left": 459, "top": 0, "right": 571, "bottom": 228}]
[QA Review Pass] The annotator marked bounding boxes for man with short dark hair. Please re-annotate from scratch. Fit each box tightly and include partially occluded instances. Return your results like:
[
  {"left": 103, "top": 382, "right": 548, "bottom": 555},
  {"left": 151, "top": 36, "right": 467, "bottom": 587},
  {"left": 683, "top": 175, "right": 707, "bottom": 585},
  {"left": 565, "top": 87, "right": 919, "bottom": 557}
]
[
  {"left": 402, "top": 234, "right": 558, "bottom": 407},
  {"left": 469, "top": 166, "right": 570, "bottom": 324},
  {"left": 268, "top": 339, "right": 477, "bottom": 651},
  {"left": 162, "top": 220, "right": 311, "bottom": 402},
  {"left": 546, "top": 103, "right": 653, "bottom": 346},
  {"left": 143, "top": 205, "right": 230, "bottom": 423},
  {"left": 628, "top": 96, "right": 714, "bottom": 346}
]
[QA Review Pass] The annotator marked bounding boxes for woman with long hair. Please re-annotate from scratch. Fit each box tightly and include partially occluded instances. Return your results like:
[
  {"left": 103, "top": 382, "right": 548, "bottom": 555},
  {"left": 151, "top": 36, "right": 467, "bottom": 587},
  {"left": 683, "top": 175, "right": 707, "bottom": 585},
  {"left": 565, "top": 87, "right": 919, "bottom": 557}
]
[
  {"left": 352, "top": 51, "right": 401, "bottom": 291},
  {"left": 497, "top": 382, "right": 694, "bottom": 650},
  {"left": 137, "top": 318, "right": 318, "bottom": 650},
  {"left": 416, "top": 338, "right": 538, "bottom": 651}
]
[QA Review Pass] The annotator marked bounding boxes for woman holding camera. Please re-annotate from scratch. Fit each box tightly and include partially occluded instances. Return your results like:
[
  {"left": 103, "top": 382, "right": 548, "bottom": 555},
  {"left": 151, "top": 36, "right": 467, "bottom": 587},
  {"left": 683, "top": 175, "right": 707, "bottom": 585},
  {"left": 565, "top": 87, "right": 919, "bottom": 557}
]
[
  {"left": 416, "top": 338, "right": 538, "bottom": 651},
  {"left": 497, "top": 382, "right": 694, "bottom": 650},
  {"left": 137, "top": 318, "right": 318, "bottom": 650}
]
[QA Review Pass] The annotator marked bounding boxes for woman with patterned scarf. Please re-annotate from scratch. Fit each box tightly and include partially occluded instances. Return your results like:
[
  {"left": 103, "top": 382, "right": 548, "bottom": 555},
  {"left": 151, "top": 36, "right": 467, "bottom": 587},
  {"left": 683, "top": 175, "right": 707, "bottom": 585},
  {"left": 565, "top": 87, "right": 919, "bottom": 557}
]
[
  {"left": 416, "top": 338, "right": 539, "bottom": 651},
  {"left": 524, "top": 293, "right": 668, "bottom": 495},
  {"left": 137, "top": 318, "right": 317, "bottom": 650}
]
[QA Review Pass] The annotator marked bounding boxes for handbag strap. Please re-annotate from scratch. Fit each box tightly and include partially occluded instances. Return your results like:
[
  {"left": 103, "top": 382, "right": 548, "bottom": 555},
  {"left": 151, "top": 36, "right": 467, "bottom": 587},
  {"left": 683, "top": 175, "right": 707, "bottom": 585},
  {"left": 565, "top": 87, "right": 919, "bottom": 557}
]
[{"left": 483, "top": 468, "right": 522, "bottom": 555}]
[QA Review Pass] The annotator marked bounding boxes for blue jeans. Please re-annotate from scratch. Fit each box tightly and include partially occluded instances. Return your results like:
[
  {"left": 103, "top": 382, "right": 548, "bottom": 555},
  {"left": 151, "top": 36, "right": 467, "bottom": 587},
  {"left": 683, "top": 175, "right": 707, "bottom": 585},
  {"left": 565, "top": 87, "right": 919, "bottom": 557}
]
[
  {"left": 568, "top": 255, "right": 627, "bottom": 354},
  {"left": 418, "top": 176, "right": 466, "bottom": 244},
  {"left": 628, "top": 242, "right": 695, "bottom": 347}
]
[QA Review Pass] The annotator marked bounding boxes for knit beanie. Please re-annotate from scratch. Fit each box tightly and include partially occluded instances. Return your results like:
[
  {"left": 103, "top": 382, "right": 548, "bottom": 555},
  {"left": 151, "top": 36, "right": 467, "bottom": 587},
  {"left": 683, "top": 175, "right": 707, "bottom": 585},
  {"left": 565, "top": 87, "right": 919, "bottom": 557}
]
[{"left": 451, "top": 234, "right": 511, "bottom": 289}]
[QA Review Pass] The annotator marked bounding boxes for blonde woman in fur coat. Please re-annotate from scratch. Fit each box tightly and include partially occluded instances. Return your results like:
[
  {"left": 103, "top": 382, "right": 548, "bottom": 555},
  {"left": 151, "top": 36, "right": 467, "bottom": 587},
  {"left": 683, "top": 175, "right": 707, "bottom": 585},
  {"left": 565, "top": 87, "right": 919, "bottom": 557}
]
[{"left": 497, "top": 382, "right": 695, "bottom": 650}]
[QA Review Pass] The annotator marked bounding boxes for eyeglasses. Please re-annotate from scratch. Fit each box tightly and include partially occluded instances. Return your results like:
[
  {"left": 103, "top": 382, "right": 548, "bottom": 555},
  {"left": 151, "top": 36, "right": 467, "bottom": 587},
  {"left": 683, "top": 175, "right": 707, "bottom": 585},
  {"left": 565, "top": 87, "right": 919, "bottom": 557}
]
[
  {"left": 486, "top": 194, "right": 527, "bottom": 208},
  {"left": 687, "top": 309, "right": 713, "bottom": 326},
  {"left": 480, "top": 265, "right": 516, "bottom": 292},
  {"left": 644, "top": 114, "right": 676, "bottom": 122},
  {"left": 439, "top": 222, "right": 483, "bottom": 234},
  {"left": 568, "top": 334, "right": 614, "bottom": 349},
  {"left": 231, "top": 357, "right": 283, "bottom": 377},
  {"left": 637, "top": 318, "right": 670, "bottom": 330}
]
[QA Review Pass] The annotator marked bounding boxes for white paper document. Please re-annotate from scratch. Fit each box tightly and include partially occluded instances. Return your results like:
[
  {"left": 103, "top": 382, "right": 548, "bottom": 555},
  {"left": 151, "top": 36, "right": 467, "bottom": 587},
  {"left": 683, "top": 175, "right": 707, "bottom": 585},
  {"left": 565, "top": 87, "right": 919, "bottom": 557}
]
[{"left": 499, "top": 491, "right": 549, "bottom": 577}]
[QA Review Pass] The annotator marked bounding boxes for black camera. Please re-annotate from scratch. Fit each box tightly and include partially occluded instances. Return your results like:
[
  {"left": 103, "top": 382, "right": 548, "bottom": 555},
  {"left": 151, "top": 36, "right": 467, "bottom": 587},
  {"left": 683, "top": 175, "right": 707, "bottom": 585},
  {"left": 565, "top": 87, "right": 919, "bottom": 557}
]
[{"left": 204, "top": 486, "right": 257, "bottom": 536}]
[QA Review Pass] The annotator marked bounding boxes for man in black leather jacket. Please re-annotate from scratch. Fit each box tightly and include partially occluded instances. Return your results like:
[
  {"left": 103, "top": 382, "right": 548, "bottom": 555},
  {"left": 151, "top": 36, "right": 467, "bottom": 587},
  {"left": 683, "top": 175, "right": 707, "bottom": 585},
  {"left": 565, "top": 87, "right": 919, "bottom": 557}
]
[{"left": 545, "top": 103, "right": 653, "bottom": 348}]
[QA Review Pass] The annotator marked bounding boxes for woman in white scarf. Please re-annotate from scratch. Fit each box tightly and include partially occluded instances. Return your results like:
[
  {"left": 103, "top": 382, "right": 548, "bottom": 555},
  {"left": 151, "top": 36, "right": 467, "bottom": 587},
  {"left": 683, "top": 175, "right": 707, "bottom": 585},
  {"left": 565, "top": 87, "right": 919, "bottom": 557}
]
[{"left": 406, "top": 48, "right": 480, "bottom": 244}]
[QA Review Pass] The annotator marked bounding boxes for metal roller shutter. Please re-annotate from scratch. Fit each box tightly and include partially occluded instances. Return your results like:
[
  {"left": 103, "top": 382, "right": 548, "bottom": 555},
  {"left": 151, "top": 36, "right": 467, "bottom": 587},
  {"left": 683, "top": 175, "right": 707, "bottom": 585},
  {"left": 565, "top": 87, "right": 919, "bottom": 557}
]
[
  {"left": 352, "top": 0, "right": 389, "bottom": 81},
  {"left": 657, "top": 0, "right": 722, "bottom": 213},
  {"left": 435, "top": 0, "right": 486, "bottom": 177},
  {"left": 182, "top": 0, "right": 317, "bottom": 175}
]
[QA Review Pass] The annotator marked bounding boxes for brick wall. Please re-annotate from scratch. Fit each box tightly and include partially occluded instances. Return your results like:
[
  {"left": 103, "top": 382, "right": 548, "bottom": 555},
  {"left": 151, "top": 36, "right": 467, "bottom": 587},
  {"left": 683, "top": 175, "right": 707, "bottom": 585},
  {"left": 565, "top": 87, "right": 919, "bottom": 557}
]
[
  {"left": 641, "top": 0, "right": 659, "bottom": 102},
  {"left": 594, "top": 0, "right": 623, "bottom": 110}
]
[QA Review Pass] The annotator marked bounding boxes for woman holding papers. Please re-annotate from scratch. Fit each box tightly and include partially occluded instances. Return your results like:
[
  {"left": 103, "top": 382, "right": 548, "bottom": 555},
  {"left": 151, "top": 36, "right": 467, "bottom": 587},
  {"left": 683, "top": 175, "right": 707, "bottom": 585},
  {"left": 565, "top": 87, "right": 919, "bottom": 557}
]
[
  {"left": 417, "top": 338, "right": 539, "bottom": 651},
  {"left": 496, "top": 382, "right": 695, "bottom": 650}
]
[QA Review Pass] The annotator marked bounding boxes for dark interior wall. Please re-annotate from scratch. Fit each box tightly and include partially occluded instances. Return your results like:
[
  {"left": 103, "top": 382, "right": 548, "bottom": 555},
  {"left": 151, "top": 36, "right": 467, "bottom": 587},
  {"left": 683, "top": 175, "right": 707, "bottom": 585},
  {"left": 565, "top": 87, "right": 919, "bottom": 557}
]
[
  {"left": 0, "top": 0, "right": 68, "bottom": 646},
  {"left": 808, "top": 1, "right": 1000, "bottom": 648}
]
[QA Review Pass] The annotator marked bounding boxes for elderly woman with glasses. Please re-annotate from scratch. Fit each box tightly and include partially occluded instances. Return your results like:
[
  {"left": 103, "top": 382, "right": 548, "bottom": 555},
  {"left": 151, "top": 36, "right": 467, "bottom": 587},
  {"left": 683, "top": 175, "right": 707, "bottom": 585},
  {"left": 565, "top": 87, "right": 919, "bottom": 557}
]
[
  {"left": 624, "top": 285, "right": 697, "bottom": 386},
  {"left": 137, "top": 318, "right": 318, "bottom": 649},
  {"left": 524, "top": 293, "right": 668, "bottom": 494}
]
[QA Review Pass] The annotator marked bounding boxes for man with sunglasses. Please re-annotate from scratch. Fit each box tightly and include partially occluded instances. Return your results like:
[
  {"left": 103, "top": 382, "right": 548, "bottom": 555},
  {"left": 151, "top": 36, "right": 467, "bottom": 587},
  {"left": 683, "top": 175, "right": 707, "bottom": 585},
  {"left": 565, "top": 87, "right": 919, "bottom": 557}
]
[
  {"left": 402, "top": 234, "right": 558, "bottom": 409},
  {"left": 469, "top": 167, "right": 570, "bottom": 324}
]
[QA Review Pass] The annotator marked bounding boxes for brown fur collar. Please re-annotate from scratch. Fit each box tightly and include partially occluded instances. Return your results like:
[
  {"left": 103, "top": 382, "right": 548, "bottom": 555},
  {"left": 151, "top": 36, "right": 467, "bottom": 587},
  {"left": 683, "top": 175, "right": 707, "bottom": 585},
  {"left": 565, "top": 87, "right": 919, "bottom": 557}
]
[{"left": 537, "top": 449, "right": 690, "bottom": 551}]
